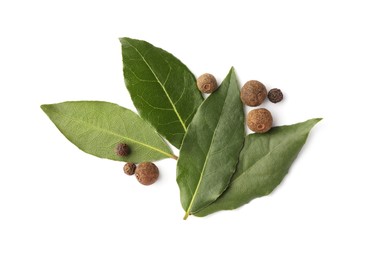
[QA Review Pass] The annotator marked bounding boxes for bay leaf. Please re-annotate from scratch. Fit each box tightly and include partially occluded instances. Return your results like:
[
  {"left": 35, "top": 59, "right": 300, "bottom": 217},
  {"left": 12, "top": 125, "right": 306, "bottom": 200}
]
[
  {"left": 194, "top": 118, "right": 321, "bottom": 217},
  {"left": 177, "top": 68, "right": 245, "bottom": 219},
  {"left": 120, "top": 37, "right": 204, "bottom": 148},
  {"left": 41, "top": 101, "right": 176, "bottom": 163}
]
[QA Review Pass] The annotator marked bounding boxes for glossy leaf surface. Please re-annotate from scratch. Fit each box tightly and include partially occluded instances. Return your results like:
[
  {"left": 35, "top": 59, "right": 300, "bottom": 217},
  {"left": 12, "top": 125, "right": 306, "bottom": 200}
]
[
  {"left": 195, "top": 118, "right": 321, "bottom": 217},
  {"left": 41, "top": 101, "right": 175, "bottom": 163},
  {"left": 177, "top": 68, "right": 245, "bottom": 219},
  {"left": 120, "top": 37, "right": 203, "bottom": 148}
]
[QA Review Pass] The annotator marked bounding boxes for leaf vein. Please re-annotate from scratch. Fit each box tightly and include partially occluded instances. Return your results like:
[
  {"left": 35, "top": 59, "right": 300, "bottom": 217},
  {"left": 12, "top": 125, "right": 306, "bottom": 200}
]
[
  {"left": 49, "top": 109, "right": 174, "bottom": 159},
  {"left": 124, "top": 39, "right": 187, "bottom": 132}
]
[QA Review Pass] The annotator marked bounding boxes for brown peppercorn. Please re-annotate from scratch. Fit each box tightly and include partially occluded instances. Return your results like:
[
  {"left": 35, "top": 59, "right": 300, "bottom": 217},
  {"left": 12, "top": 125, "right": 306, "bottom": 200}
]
[
  {"left": 268, "top": 88, "right": 283, "bottom": 103},
  {"left": 115, "top": 143, "right": 130, "bottom": 157},
  {"left": 197, "top": 73, "right": 218, "bottom": 93},
  {"left": 123, "top": 163, "right": 136, "bottom": 176},
  {"left": 135, "top": 162, "right": 159, "bottom": 186},
  {"left": 240, "top": 80, "right": 267, "bottom": 107},
  {"left": 247, "top": 108, "right": 273, "bottom": 133}
]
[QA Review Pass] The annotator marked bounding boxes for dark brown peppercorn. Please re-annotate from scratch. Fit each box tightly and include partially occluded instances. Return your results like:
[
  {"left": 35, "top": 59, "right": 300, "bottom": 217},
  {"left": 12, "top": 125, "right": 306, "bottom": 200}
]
[
  {"left": 268, "top": 88, "right": 283, "bottom": 103},
  {"left": 197, "top": 73, "right": 218, "bottom": 93},
  {"left": 135, "top": 162, "right": 159, "bottom": 186},
  {"left": 115, "top": 143, "right": 130, "bottom": 157},
  {"left": 240, "top": 80, "right": 267, "bottom": 107},
  {"left": 247, "top": 108, "right": 273, "bottom": 133},
  {"left": 123, "top": 163, "right": 136, "bottom": 175}
]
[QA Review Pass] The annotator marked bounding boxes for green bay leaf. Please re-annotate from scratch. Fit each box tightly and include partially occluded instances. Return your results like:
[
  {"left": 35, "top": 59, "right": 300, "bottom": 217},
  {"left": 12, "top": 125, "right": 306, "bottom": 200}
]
[
  {"left": 194, "top": 118, "right": 321, "bottom": 217},
  {"left": 177, "top": 68, "right": 245, "bottom": 219},
  {"left": 120, "top": 37, "right": 204, "bottom": 148},
  {"left": 41, "top": 101, "right": 175, "bottom": 163}
]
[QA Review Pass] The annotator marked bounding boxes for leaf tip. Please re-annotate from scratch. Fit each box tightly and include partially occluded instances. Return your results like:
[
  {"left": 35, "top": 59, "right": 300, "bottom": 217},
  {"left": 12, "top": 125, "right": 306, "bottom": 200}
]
[
  {"left": 119, "top": 37, "right": 128, "bottom": 44},
  {"left": 311, "top": 117, "right": 323, "bottom": 125},
  {"left": 40, "top": 104, "right": 49, "bottom": 113},
  {"left": 227, "top": 67, "right": 238, "bottom": 81},
  {"left": 119, "top": 37, "right": 135, "bottom": 46}
]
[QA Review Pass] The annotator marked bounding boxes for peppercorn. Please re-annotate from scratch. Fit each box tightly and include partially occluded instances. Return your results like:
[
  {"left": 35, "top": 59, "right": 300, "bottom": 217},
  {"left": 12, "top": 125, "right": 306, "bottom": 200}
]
[
  {"left": 123, "top": 163, "right": 136, "bottom": 175},
  {"left": 197, "top": 73, "right": 218, "bottom": 93},
  {"left": 240, "top": 80, "right": 267, "bottom": 107},
  {"left": 115, "top": 143, "right": 130, "bottom": 157},
  {"left": 135, "top": 162, "right": 159, "bottom": 185},
  {"left": 247, "top": 108, "right": 273, "bottom": 133},
  {"left": 268, "top": 88, "right": 283, "bottom": 103}
]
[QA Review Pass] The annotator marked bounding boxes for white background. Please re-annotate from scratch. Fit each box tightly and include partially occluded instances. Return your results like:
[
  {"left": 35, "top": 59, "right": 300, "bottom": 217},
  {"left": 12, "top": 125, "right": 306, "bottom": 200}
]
[{"left": 1, "top": 0, "right": 376, "bottom": 259}]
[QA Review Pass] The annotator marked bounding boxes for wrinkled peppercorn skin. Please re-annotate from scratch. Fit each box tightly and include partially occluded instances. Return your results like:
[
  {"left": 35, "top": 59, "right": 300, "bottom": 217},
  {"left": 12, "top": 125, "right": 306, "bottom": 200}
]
[
  {"left": 197, "top": 73, "right": 218, "bottom": 93},
  {"left": 268, "top": 88, "right": 283, "bottom": 103},
  {"left": 240, "top": 80, "right": 267, "bottom": 107},
  {"left": 135, "top": 162, "right": 159, "bottom": 185},
  {"left": 115, "top": 143, "right": 130, "bottom": 157},
  {"left": 247, "top": 108, "right": 273, "bottom": 133},
  {"left": 123, "top": 163, "right": 136, "bottom": 175}
]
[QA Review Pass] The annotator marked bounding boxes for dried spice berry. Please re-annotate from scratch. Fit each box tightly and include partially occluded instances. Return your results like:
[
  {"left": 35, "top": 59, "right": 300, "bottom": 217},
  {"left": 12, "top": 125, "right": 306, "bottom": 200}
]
[
  {"left": 240, "top": 80, "right": 267, "bottom": 107},
  {"left": 247, "top": 108, "right": 273, "bottom": 133},
  {"left": 115, "top": 143, "right": 130, "bottom": 157},
  {"left": 268, "top": 88, "right": 283, "bottom": 103},
  {"left": 135, "top": 162, "right": 159, "bottom": 185},
  {"left": 123, "top": 163, "right": 136, "bottom": 175},
  {"left": 197, "top": 73, "right": 218, "bottom": 93}
]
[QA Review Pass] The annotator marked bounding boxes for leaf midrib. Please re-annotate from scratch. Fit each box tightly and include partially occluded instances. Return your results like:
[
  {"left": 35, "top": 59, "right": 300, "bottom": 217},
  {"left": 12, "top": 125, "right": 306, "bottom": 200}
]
[
  {"left": 48, "top": 108, "right": 174, "bottom": 158},
  {"left": 183, "top": 75, "right": 232, "bottom": 219},
  {"left": 124, "top": 39, "right": 188, "bottom": 132}
]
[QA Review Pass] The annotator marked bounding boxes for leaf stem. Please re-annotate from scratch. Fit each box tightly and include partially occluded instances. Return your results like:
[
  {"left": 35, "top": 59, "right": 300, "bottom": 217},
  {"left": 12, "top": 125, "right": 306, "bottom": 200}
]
[
  {"left": 171, "top": 154, "right": 178, "bottom": 160},
  {"left": 183, "top": 211, "right": 190, "bottom": 220}
]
